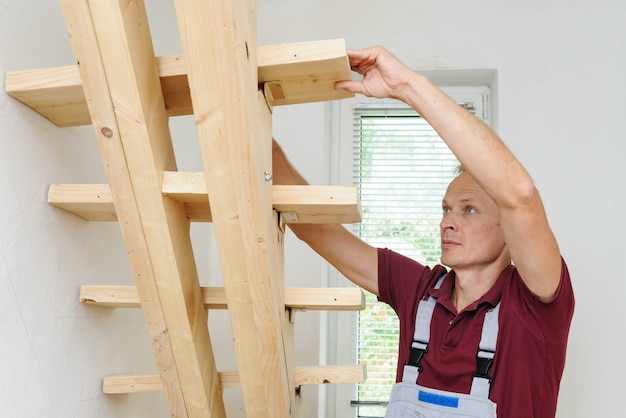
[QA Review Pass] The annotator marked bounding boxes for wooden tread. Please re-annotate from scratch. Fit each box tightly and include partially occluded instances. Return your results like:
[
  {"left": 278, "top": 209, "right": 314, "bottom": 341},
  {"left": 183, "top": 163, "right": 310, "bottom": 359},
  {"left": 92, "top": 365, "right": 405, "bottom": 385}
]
[
  {"left": 48, "top": 171, "right": 362, "bottom": 224},
  {"left": 5, "top": 39, "right": 354, "bottom": 127},
  {"left": 103, "top": 365, "right": 367, "bottom": 394},
  {"left": 80, "top": 285, "right": 366, "bottom": 311}
]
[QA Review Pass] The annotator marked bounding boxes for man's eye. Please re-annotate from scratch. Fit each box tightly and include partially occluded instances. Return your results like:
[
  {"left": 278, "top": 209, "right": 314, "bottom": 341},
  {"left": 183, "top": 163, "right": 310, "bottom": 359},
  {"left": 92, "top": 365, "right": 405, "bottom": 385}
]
[
  {"left": 466, "top": 207, "right": 476, "bottom": 214},
  {"left": 443, "top": 207, "right": 451, "bottom": 214}
]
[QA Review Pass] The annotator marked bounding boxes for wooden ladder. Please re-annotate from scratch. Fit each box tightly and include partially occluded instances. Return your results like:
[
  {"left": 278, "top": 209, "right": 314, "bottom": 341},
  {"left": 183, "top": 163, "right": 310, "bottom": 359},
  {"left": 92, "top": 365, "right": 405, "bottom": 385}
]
[{"left": 5, "top": 0, "right": 366, "bottom": 416}]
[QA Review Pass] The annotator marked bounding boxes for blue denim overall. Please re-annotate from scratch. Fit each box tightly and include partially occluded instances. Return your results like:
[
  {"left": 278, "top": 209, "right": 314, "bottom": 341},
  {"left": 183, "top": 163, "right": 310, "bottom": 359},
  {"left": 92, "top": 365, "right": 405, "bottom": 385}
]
[{"left": 384, "top": 276, "right": 500, "bottom": 418}]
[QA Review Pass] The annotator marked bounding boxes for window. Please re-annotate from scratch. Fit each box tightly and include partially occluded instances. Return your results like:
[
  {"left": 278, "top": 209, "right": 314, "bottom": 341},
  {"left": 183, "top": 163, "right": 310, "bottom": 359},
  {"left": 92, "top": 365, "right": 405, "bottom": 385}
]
[{"left": 349, "top": 94, "right": 487, "bottom": 417}]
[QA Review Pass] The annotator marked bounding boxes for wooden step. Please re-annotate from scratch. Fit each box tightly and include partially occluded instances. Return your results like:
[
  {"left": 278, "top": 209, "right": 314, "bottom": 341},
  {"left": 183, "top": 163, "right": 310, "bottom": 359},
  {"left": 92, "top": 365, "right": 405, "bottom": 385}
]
[
  {"left": 103, "top": 365, "right": 367, "bottom": 394},
  {"left": 5, "top": 39, "right": 353, "bottom": 127},
  {"left": 80, "top": 285, "right": 366, "bottom": 311},
  {"left": 48, "top": 171, "right": 362, "bottom": 224}
]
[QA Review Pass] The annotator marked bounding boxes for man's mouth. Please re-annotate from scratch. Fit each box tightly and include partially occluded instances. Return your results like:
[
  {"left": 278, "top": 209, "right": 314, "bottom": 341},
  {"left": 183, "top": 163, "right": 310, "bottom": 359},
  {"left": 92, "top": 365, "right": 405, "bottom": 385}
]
[{"left": 441, "top": 239, "right": 460, "bottom": 249}]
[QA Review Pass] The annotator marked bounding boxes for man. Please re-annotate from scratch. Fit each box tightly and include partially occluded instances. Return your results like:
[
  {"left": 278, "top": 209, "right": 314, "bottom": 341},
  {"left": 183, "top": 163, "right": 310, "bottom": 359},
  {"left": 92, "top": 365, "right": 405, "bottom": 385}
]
[{"left": 272, "top": 46, "right": 574, "bottom": 418}]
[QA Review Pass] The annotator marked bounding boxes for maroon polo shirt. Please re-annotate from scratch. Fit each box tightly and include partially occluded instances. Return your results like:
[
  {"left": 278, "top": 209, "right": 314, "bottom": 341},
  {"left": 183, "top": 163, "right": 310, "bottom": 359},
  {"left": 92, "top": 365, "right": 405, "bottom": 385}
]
[{"left": 377, "top": 248, "right": 574, "bottom": 418}]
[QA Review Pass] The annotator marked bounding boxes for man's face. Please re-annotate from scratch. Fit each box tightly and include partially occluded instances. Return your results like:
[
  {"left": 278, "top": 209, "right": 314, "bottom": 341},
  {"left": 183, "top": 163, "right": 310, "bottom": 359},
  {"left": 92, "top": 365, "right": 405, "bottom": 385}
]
[{"left": 440, "top": 172, "right": 507, "bottom": 270}]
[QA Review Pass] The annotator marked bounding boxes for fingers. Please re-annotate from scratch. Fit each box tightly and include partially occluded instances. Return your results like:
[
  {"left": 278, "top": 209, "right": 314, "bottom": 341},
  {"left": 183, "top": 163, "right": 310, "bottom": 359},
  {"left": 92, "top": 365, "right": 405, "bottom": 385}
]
[
  {"left": 335, "top": 47, "right": 382, "bottom": 95},
  {"left": 346, "top": 47, "right": 380, "bottom": 74},
  {"left": 334, "top": 80, "right": 367, "bottom": 95},
  {"left": 336, "top": 46, "right": 401, "bottom": 98},
  {"left": 347, "top": 46, "right": 383, "bottom": 61}
]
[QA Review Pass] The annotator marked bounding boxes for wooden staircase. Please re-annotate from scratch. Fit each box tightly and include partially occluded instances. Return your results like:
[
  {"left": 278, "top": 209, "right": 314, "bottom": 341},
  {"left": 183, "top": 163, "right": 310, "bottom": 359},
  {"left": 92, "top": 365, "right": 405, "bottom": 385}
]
[{"left": 5, "top": 0, "right": 365, "bottom": 417}]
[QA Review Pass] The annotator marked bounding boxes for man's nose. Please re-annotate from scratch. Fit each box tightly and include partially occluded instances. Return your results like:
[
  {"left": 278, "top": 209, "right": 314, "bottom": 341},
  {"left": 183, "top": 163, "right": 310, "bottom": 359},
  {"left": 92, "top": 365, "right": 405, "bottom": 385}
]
[{"left": 440, "top": 213, "right": 457, "bottom": 231}]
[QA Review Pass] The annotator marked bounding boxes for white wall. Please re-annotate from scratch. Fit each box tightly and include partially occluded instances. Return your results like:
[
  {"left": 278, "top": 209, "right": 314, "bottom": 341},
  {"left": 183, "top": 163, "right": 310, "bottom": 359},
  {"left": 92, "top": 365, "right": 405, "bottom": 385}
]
[
  {"left": 1, "top": 1, "right": 624, "bottom": 417},
  {"left": 0, "top": 2, "right": 169, "bottom": 417}
]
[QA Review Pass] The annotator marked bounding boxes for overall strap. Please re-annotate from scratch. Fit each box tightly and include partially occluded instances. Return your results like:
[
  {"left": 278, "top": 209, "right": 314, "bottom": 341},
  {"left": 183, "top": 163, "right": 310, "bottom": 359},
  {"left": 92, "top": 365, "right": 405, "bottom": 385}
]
[
  {"left": 470, "top": 302, "right": 501, "bottom": 398},
  {"left": 401, "top": 274, "right": 446, "bottom": 384},
  {"left": 402, "top": 274, "right": 502, "bottom": 400}
]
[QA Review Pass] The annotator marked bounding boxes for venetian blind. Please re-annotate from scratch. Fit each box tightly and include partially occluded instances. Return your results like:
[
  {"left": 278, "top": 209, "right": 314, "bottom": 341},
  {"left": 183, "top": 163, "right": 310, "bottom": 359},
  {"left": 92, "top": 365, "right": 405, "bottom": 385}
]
[{"left": 352, "top": 103, "right": 463, "bottom": 418}]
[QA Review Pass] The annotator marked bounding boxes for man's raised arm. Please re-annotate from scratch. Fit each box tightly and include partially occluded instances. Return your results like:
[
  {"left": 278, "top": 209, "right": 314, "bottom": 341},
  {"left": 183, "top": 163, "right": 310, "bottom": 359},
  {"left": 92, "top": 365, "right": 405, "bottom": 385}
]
[{"left": 335, "top": 46, "right": 561, "bottom": 300}]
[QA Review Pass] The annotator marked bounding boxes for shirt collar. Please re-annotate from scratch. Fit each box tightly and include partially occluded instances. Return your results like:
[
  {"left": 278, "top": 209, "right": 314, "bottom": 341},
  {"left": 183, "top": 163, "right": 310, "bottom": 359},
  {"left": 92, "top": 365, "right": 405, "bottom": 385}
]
[{"left": 429, "top": 265, "right": 514, "bottom": 312}]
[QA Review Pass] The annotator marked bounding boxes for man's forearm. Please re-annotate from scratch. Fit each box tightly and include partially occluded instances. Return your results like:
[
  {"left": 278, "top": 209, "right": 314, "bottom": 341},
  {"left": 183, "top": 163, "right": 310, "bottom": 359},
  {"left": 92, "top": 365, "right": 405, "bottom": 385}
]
[
  {"left": 272, "top": 139, "right": 308, "bottom": 186},
  {"left": 271, "top": 138, "right": 379, "bottom": 294}
]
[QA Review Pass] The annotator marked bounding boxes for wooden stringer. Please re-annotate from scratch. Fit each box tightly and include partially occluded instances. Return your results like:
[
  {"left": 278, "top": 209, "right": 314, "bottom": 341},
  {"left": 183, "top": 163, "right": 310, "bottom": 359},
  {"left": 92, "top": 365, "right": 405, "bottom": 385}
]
[{"left": 5, "top": 0, "right": 366, "bottom": 417}]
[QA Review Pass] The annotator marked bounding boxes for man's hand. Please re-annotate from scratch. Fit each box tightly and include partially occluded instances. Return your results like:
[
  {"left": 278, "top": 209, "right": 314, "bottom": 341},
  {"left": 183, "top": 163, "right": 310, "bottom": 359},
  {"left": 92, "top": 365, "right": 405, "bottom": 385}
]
[{"left": 334, "top": 46, "right": 413, "bottom": 101}]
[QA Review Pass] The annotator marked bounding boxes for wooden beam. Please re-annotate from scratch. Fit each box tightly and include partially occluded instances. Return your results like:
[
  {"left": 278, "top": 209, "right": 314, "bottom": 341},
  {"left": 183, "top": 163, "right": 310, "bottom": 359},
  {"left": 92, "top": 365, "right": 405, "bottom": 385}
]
[
  {"left": 5, "top": 40, "right": 353, "bottom": 127},
  {"left": 47, "top": 179, "right": 361, "bottom": 224},
  {"left": 59, "top": 0, "right": 225, "bottom": 416},
  {"left": 172, "top": 0, "right": 293, "bottom": 415},
  {"left": 103, "top": 365, "right": 367, "bottom": 394},
  {"left": 79, "top": 285, "right": 366, "bottom": 311},
  {"left": 59, "top": 1, "right": 192, "bottom": 416}
]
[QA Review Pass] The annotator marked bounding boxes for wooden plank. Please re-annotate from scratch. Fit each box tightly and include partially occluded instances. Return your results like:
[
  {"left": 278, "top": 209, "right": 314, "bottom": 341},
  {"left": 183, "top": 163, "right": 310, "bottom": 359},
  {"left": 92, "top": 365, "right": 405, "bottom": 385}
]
[
  {"left": 47, "top": 183, "right": 117, "bottom": 221},
  {"left": 5, "top": 40, "right": 353, "bottom": 127},
  {"left": 284, "top": 287, "right": 365, "bottom": 311},
  {"left": 272, "top": 185, "right": 361, "bottom": 224},
  {"left": 104, "top": 375, "right": 164, "bottom": 394},
  {"left": 294, "top": 365, "right": 367, "bottom": 386},
  {"left": 47, "top": 180, "right": 362, "bottom": 224},
  {"left": 172, "top": 0, "right": 292, "bottom": 415},
  {"left": 103, "top": 365, "right": 367, "bottom": 394},
  {"left": 60, "top": 0, "right": 225, "bottom": 416},
  {"left": 79, "top": 285, "right": 366, "bottom": 311},
  {"left": 162, "top": 171, "right": 361, "bottom": 223},
  {"left": 4, "top": 65, "right": 90, "bottom": 127},
  {"left": 258, "top": 39, "right": 353, "bottom": 106}
]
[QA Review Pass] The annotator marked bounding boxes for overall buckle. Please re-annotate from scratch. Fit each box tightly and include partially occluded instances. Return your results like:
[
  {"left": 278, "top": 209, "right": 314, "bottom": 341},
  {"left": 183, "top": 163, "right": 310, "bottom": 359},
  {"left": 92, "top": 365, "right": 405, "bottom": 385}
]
[
  {"left": 474, "top": 350, "right": 495, "bottom": 381},
  {"left": 406, "top": 341, "right": 428, "bottom": 372}
]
